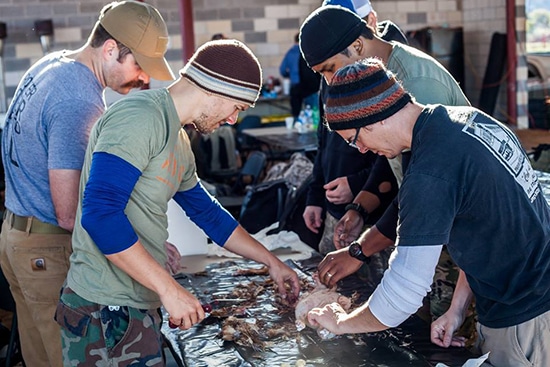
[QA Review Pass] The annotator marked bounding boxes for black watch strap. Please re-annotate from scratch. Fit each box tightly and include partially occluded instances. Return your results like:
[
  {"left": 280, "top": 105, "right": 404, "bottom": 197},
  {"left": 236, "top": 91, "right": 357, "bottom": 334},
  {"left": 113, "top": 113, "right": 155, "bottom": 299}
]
[
  {"left": 345, "top": 202, "right": 369, "bottom": 222},
  {"left": 348, "top": 241, "right": 371, "bottom": 263}
]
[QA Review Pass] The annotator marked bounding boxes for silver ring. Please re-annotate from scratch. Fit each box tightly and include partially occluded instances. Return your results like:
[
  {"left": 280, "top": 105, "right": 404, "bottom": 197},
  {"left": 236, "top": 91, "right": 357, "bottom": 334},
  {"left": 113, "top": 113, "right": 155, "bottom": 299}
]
[{"left": 326, "top": 272, "right": 333, "bottom": 278}]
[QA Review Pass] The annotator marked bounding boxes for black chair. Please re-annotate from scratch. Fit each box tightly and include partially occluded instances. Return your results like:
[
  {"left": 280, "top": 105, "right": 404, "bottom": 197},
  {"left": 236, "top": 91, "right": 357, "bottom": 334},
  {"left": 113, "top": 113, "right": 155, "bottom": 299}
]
[
  {"left": 201, "top": 124, "right": 241, "bottom": 185},
  {"left": 216, "top": 150, "right": 267, "bottom": 218},
  {"left": 0, "top": 267, "right": 23, "bottom": 367},
  {"left": 236, "top": 115, "right": 292, "bottom": 163}
]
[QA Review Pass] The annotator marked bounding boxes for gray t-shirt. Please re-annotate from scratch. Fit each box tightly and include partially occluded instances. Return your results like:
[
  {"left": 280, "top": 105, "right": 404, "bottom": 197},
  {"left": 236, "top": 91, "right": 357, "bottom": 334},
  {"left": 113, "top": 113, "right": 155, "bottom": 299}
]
[
  {"left": 386, "top": 42, "right": 470, "bottom": 184},
  {"left": 2, "top": 51, "right": 104, "bottom": 224}
]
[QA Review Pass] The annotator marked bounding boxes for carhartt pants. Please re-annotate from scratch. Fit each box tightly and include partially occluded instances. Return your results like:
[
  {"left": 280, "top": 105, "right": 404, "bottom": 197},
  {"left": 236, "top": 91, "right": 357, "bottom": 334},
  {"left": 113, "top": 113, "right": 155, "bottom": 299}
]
[{"left": 0, "top": 219, "right": 71, "bottom": 367}]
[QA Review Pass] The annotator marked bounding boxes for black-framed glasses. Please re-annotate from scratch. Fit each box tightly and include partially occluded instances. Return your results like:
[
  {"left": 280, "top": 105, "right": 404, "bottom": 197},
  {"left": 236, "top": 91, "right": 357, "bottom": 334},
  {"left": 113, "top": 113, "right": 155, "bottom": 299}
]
[{"left": 347, "top": 127, "right": 361, "bottom": 149}]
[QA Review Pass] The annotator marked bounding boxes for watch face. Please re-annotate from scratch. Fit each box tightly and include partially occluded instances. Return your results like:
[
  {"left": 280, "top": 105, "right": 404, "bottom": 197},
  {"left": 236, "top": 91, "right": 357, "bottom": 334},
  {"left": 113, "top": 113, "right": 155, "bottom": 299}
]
[{"left": 350, "top": 243, "right": 362, "bottom": 258}]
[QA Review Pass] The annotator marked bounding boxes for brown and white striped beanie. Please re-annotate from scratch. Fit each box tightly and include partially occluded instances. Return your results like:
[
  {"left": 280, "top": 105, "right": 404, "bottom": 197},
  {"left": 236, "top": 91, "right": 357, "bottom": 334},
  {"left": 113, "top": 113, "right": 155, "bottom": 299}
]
[{"left": 180, "top": 39, "right": 262, "bottom": 107}]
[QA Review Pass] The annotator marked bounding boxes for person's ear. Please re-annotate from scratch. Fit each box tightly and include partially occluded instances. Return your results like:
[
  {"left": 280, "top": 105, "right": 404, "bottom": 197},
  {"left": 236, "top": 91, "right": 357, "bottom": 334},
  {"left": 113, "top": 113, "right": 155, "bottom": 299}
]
[
  {"left": 103, "top": 39, "right": 118, "bottom": 59},
  {"left": 365, "top": 13, "right": 377, "bottom": 28},
  {"left": 352, "top": 39, "right": 362, "bottom": 55}
]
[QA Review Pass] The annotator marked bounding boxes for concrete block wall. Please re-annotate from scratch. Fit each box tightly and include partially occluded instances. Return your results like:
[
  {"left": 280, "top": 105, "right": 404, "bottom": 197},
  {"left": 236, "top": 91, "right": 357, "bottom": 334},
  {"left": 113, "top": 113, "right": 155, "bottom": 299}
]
[
  {"left": 461, "top": 0, "right": 509, "bottom": 120},
  {"left": 192, "top": 0, "right": 319, "bottom": 87},
  {"left": 0, "top": 0, "right": 517, "bottom": 123},
  {"left": 0, "top": 0, "right": 184, "bottom": 105}
]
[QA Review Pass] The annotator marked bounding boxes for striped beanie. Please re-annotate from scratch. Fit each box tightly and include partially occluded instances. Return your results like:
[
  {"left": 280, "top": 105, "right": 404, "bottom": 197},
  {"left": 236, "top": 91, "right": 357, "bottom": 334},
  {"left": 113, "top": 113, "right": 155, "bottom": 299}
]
[
  {"left": 325, "top": 58, "right": 411, "bottom": 130},
  {"left": 180, "top": 39, "right": 262, "bottom": 106}
]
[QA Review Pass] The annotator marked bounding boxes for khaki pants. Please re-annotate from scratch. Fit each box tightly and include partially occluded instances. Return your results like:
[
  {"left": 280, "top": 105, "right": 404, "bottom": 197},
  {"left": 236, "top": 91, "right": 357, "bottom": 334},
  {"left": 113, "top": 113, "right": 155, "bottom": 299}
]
[
  {"left": 0, "top": 219, "right": 71, "bottom": 367},
  {"left": 476, "top": 309, "right": 550, "bottom": 367}
]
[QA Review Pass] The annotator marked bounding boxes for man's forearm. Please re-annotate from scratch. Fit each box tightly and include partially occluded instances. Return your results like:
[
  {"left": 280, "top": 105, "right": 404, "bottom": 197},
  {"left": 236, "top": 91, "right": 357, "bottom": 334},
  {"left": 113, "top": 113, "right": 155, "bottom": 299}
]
[
  {"left": 222, "top": 225, "right": 280, "bottom": 269},
  {"left": 50, "top": 169, "right": 81, "bottom": 231},
  {"left": 357, "top": 225, "right": 395, "bottom": 256},
  {"left": 339, "top": 304, "right": 389, "bottom": 334},
  {"left": 353, "top": 190, "right": 381, "bottom": 214},
  {"left": 106, "top": 240, "right": 181, "bottom": 298},
  {"left": 447, "top": 269, "right": 474, "bottom": 317}
]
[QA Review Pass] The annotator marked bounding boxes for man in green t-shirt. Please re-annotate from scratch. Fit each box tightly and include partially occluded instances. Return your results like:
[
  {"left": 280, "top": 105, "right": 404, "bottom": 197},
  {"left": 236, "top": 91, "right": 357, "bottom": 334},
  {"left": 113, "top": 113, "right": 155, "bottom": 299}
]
[{"left": 55, "top": 39, "right": 301, "bottom": 365}]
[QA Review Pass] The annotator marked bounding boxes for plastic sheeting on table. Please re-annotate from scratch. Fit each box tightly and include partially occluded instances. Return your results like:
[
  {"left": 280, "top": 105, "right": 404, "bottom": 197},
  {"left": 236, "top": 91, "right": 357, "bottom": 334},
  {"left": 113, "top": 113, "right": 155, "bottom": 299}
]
[{"left": 162, "top": 255, "right": 479, "bottom": 367}]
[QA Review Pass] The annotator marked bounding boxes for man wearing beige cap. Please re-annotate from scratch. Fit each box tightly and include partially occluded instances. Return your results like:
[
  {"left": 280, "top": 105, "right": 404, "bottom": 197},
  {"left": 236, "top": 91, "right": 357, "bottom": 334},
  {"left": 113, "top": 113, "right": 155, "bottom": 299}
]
[
  {"left": 55, "top": 39, "right": 300, "bottom": 365},
  {"left": 0, "top": 1, "right": 173, "bottom": 366}
]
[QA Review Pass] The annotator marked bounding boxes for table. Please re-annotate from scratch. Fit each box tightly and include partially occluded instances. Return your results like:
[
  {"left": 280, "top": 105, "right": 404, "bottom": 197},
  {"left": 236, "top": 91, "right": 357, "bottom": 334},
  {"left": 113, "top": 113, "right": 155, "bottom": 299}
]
[
  {"left": 239, "top": 95, "right": 292, "bottom": 120},
  {"left": 161, "top": 229, "right": 480, "bottom": 367},
  {"left": 242, "top": 126, "right": 318, "bottom": 155},
  {"left": 163, "top": 255, "right": 479, "bottom": 367}
]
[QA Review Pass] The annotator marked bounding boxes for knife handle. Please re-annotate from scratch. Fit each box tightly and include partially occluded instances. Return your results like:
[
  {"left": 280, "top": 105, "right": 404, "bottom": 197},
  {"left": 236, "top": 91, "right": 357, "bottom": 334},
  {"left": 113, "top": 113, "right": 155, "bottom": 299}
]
[
  {"left": 168, "top": 304, "right": 212, "bottom": 328},
  {"left": 168, "top": 320, "right": 178, "bottom": 329}
]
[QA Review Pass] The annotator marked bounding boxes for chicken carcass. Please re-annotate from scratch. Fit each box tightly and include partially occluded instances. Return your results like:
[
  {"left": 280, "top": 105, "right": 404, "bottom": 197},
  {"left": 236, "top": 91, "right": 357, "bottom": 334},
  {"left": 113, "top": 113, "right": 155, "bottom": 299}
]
[{"left": 294, "top": 273, "right": 352, "bottom": 338}]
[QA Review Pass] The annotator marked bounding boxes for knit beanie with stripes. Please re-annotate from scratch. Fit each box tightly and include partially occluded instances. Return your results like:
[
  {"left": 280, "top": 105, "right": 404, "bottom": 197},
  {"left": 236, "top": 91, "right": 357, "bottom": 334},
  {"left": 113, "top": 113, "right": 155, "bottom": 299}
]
[
  {"left": 325, "top": 58, "right": 412, "bottom": 130},
  {"left": 180, "top": 39, "right": 262, "bottom": 106}
]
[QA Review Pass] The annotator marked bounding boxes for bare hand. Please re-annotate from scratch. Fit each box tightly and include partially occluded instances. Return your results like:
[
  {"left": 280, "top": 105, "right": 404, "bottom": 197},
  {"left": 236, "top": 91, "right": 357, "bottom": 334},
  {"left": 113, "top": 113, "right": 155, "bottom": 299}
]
[
  {"left": 164, "top": 241, "right": 182, "bottom": 275},
  {"left": 431, "top": 311, "right": 467, "bottom": 348},
  {"left": 303, "top": 205, "right": 323, "bottom": 233},
  {"left": 333, "top": 210, "right": 363, "bottom": 249},
  {"left": 269, "top": 260, "right": 301, "bottom": 305},
  {"left": 317, "top": 248, "right": 363, "bottom": 288},
  {"left": 307, "top": 302, "right": 349, "bottom": 335},
  {"left": 324, "top": 177, "right": 353, "bottom": 205},
  {"left": 161, "top": 285, "right": 205, "bottom": 330}
]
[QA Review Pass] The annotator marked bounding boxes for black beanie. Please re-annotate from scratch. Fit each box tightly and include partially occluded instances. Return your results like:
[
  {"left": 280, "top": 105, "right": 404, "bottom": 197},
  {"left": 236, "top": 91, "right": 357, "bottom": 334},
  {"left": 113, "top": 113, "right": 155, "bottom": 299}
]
[{"left": 299, "top": 5, "right": 366, "bottom": 68}]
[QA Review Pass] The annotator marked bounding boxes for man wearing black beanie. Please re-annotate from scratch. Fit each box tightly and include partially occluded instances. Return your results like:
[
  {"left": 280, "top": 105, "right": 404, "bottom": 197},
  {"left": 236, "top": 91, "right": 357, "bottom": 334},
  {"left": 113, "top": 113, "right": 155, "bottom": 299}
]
[
  {"left": 299, "top": 5, "right": 470, "bottom": 326},
  {"left": 300, "top": 2, "right": 409, "bottom": 292}
]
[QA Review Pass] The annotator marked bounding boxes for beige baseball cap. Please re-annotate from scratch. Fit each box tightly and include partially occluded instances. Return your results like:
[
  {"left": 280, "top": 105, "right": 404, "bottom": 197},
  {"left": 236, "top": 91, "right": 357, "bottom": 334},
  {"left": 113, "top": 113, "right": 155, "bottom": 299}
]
[{"left": 99, "top": 1, "right": 175, "bottom": 81}]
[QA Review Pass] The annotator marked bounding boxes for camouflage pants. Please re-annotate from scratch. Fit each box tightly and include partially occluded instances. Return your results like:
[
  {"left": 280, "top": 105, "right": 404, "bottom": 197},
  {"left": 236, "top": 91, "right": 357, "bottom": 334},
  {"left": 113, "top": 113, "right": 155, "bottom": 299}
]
[
  {"left": 427, "top": 246, "right": 478, "bottom": 343},
  {"left": 317, "top": 213, "right": 340, "bottom": 256},
  {"left": 55, "top": 286, "right": 164, "bottom": 366}
]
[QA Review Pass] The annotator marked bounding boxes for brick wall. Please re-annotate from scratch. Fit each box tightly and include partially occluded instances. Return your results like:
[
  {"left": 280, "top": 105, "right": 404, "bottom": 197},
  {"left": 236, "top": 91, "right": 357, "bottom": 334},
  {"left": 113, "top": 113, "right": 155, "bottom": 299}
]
[{"left": 0, "top": 0, "right": 522, "bottom": 124}]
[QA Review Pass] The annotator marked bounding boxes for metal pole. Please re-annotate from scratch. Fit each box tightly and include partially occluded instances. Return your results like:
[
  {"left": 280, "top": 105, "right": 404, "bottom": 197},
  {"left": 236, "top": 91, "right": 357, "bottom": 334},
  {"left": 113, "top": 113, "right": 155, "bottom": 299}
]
[{"left": 179, "top": 0, "right": 195, "bottom": 62}]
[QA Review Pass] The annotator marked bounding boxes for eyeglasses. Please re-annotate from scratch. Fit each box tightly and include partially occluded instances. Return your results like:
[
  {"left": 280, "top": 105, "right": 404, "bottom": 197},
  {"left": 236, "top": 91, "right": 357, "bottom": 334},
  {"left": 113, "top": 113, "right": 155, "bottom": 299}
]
[{"left": 347, "top": 127, "right": 361, "bottom": 149}]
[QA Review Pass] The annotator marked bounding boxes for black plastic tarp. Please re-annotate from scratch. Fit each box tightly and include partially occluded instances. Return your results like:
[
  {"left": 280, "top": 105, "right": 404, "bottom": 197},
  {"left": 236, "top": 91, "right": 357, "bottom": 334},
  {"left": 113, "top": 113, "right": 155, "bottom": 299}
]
[{"left": 162, "top": 255, "right": 479, "bottom": 366}]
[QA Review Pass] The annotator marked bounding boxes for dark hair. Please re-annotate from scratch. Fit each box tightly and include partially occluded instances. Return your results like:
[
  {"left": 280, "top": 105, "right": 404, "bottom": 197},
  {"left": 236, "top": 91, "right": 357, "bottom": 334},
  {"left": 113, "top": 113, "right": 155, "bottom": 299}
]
[
  {"left": 361, "top": 26, "right": 374, "bottom": 40},
  {"left": 337, "top": 26, "right": 373, "bottom": 57},
  {"left": 211, "top": 33, "right": 227, "bottom": 40},
  {"left": 89, "top": 3, "right": 132, "bottom": 62},
  {"left": 89, "top": 22, "right": 132, "bottom": 62}
]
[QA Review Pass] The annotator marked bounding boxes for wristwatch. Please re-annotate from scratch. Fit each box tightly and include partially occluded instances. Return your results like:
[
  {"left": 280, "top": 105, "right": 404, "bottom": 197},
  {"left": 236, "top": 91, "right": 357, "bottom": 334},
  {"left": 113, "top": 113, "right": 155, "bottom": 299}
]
[
  {"left": 348, "top": 241, "right": 370, "bottom": 263},
  {"left": 344, "top": 202, "right": 369, "bottom": 222}
]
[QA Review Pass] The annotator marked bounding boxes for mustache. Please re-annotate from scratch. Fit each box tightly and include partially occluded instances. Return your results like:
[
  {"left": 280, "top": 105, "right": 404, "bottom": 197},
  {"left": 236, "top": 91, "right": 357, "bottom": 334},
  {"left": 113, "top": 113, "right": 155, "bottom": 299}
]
[{"left": 122, "top": 80, "right": 145, "bottom": 89}]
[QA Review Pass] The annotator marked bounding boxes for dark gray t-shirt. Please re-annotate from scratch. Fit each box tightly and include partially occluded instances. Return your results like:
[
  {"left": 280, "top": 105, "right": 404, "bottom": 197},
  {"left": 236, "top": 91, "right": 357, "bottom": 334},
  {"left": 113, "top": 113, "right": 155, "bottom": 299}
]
[
  {"left": 398, "top": 105, "right": 550, "bottom": 328},
  {"left": 2, "top": 51, "right": 104, "bottom": 225}
]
